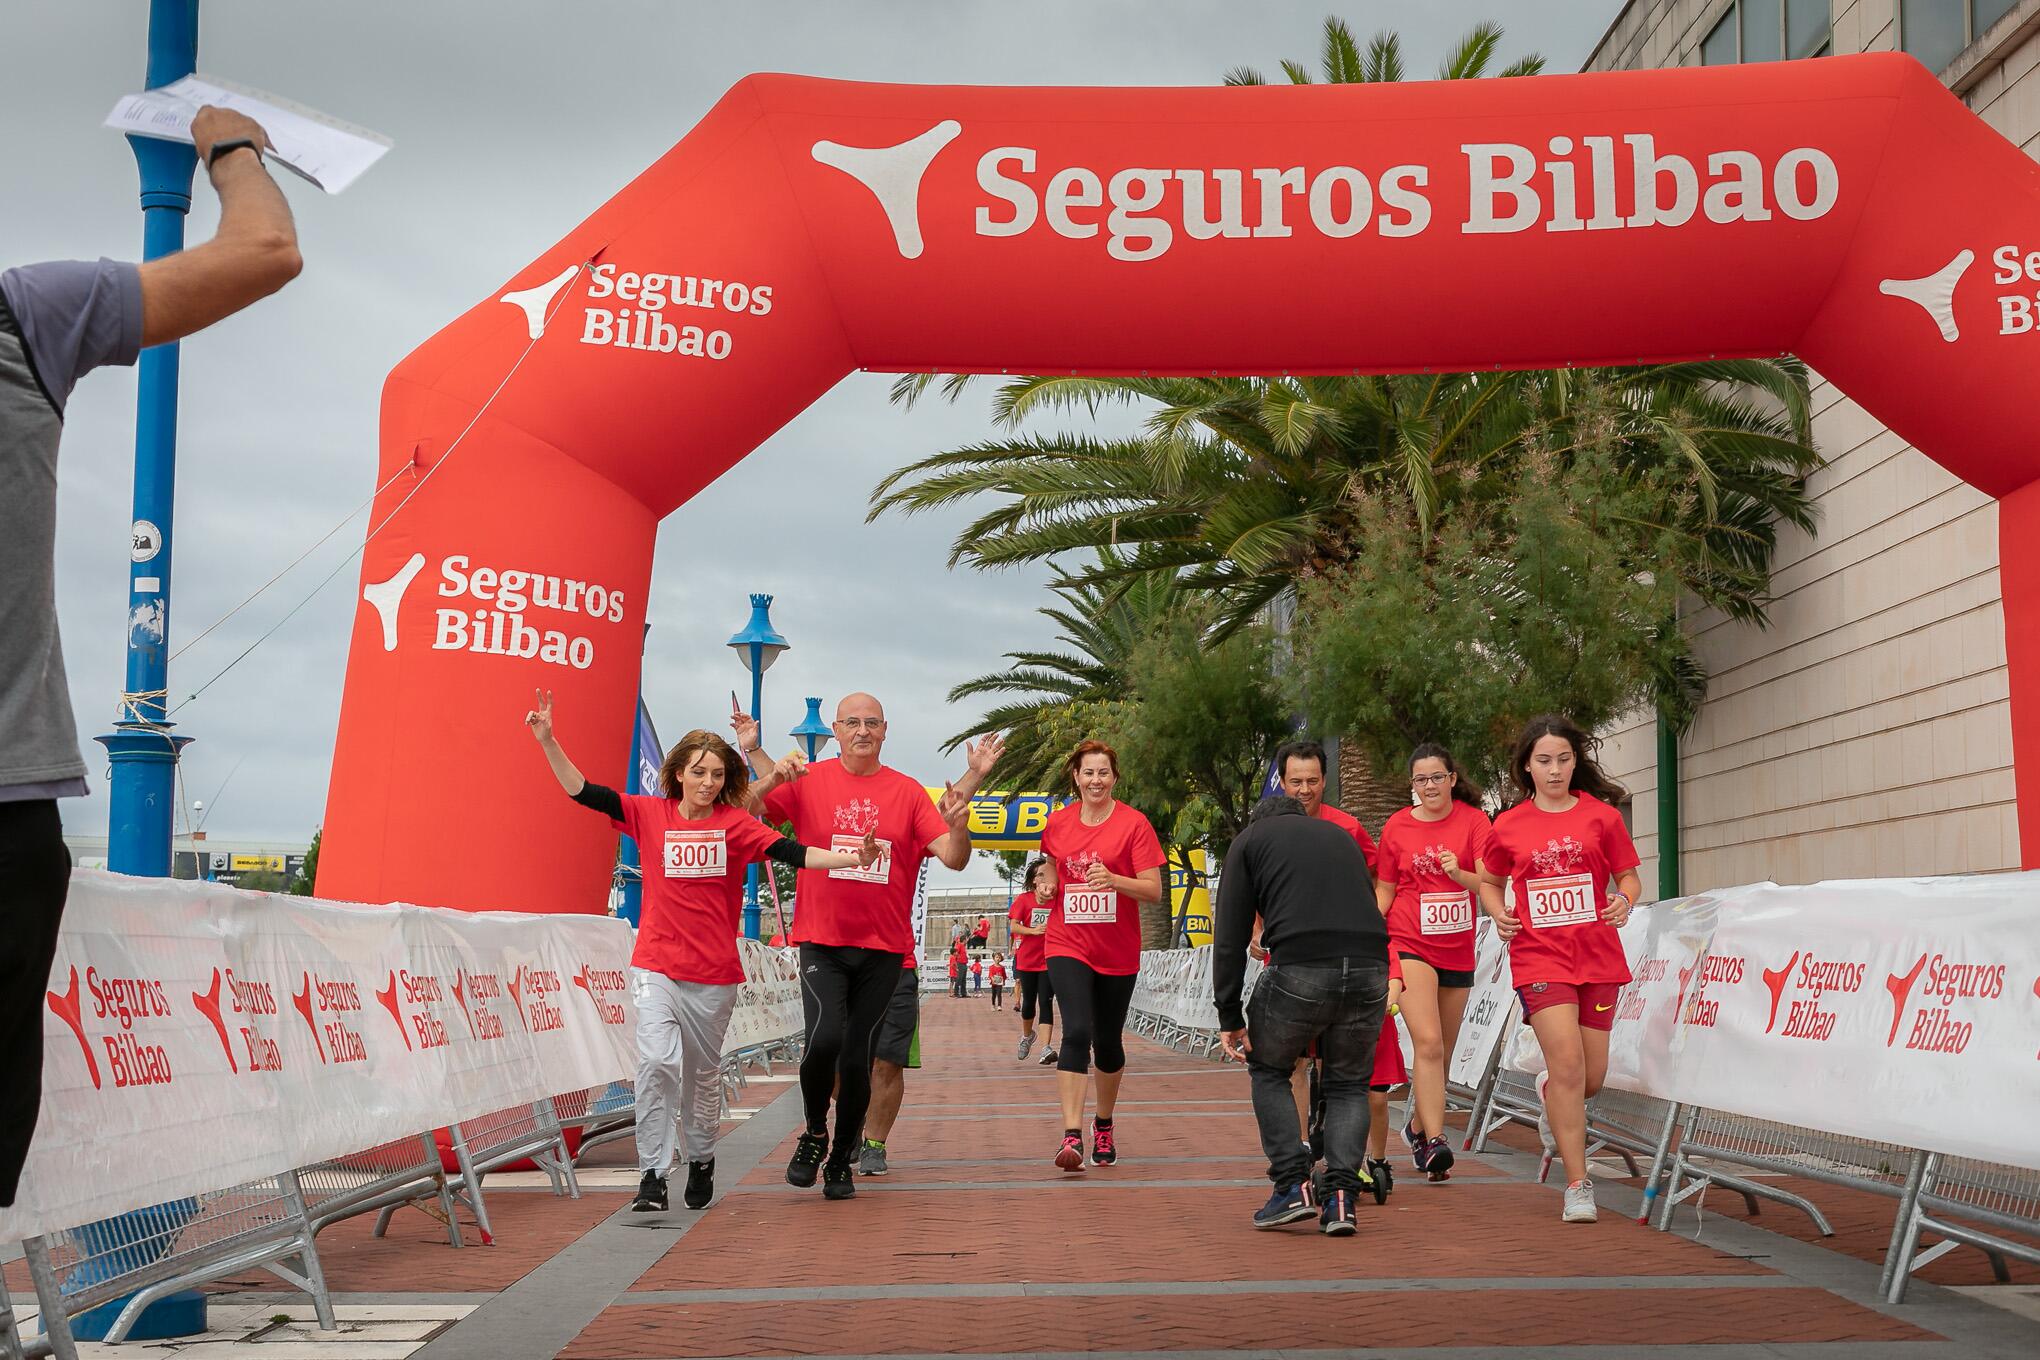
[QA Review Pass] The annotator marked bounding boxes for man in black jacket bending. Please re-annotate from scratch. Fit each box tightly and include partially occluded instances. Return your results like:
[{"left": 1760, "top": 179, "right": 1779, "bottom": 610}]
[{"left": 1215, "top": 794, "right": 1389, "bottom": 1236}]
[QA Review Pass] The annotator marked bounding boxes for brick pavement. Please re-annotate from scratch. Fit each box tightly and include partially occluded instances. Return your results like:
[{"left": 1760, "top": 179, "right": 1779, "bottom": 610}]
[{"left": 26, "top": 990, "right": 2035, "bottom": 1357}]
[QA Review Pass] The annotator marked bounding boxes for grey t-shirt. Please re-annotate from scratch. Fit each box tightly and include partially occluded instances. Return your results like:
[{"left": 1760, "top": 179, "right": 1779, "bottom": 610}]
[{"left": 0, "top": 258, "right": 144, "bottom": 801}]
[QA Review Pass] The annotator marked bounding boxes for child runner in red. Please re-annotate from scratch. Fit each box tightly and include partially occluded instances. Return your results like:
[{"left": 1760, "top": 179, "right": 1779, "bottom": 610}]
[
  {"left": 1009, "top": 858, "right": 1058, "bottom": 1062},
  {"left": 1041, "top": 741, "right": 1166, "bottom": 1171},
  {"left": 1373, "top": 743, "right": 1492, "bottom": 1180},
  {"left": 524, "top": 691, "right": 877, "bottom": 1214},
  {"left": 1477, "top": 714, "right": 1642, "bottom": 1224},
  {"left": 989, "top": 953, "right": 1007, "bottom": 1010},
  {"left": 1362, "top": 962, "right": 1409, "bottom": 1200}
]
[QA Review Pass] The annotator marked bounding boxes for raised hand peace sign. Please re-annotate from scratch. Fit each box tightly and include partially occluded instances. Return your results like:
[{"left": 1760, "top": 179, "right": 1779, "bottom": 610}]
[{"left": 524, "top": 689, "right": 555, "bottom": 743}]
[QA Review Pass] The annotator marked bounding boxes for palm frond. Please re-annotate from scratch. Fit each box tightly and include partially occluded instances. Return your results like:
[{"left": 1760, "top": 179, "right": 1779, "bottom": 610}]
[
  {"left": 1323, "top": 18, "right": 1365, "bottom": 83},
  {"left": 1439, "top": 22, "right": 1503, "bottom": 79},
  {"left": 1223, "top": 64, "right": 1267, "bottom": 86}
]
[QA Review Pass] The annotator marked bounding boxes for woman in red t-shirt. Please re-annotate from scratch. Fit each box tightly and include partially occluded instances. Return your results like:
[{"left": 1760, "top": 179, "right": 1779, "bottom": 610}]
[
  {"left": 1009, "top": 857, "right": 1058, "bottom": 1063},
  {"left": 525, "top": 690, "right": 877, "bottom": 1214},
  {"left": 1477, "top": 714, "right": 1642, "bottom": 1226},
  {"left": 1373, "top": 742, "right": 1493, "bottom": 1182},
  {"left": 1040, "top": 741, "right": 1166, "bottom": 1172}
]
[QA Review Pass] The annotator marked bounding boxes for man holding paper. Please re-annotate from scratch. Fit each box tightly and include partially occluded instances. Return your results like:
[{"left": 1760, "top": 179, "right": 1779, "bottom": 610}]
[{"left": 1, "top": 105, "right": 301, "bottom": 1208}]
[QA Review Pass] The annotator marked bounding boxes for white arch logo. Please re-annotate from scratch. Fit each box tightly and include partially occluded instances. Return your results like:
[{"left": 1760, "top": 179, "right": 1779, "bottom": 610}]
[
  {"left": 811, "top": 120, "right": 963, "bottom": 260},
  {"left": 362, "top": 552, "right": 426, "bottom": 652},
  {"left": 1879, "top": 249, "right": 1973, "bottom": 343}
]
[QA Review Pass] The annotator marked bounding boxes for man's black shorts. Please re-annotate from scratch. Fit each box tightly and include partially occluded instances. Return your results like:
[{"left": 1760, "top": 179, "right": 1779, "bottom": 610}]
[{"left": 873, "top": 965, "right": 921, "bottom": 1068}]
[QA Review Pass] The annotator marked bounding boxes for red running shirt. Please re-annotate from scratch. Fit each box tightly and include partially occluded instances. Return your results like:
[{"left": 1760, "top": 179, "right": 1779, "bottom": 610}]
[
  {"left": 1481, "top": 792, "right": 1640, "bottom": 987},
  {"left": 611, "top": 797, "right": 785, "bottom": 984},
  {"left": 762, "top": 759, "right": 949, "bottom": 954},
  {"left": 1041, "top": 800, "right": 1167, "bottom": 977},
  {"left": 1374, "top": 801, "right": 1494, "bottom": 972},
  {"left": 1008, "top": 892, "right": 1053, "bottom": 970},
  {"left": 1313, "top": 802, "right": 1379, "bottom": 873}
]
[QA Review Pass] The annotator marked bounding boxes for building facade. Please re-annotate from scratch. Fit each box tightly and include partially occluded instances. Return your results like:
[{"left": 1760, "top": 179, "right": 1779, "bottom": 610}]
[{"left": 1588, "top": 0, "right": 2031, "bottom": 890}]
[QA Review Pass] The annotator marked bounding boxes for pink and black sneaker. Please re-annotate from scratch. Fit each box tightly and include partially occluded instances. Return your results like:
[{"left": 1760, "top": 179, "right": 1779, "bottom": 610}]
[
  {"left": 1091, "top": 1119, "right": 1118, "bottom": 1166},
  {"left": 1054, "top": 1132, "right": 1084, "bottom": 1172}
]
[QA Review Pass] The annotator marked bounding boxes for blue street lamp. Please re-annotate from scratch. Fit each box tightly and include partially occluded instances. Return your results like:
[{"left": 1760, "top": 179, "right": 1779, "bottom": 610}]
[
  {"left": 728, "top": 595, "right": 788, "bottom": 940},
  {"left": 67, "top": 5, "right": 211, "bottom": 1346},
  {"left": 790, "top": 697, "right": 833, "bottom": 764}
]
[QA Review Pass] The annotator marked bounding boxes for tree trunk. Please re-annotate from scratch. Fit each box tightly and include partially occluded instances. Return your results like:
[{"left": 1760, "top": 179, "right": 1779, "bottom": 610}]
[{"left": 1336, "top": 740, "right": 1409, "bottom": 837}]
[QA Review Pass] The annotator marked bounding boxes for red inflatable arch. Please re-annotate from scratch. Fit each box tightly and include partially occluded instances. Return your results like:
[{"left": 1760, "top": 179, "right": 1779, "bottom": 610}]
[{"left": 317, "top": 53, "right": 2040, "bottom": 912}]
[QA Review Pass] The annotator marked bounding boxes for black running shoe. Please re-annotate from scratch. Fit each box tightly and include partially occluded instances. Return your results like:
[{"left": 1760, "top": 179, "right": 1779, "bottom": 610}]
[
  {"left": 1422, "top": 1137, "right": 1456, "bottom": 1181},
  {"left": 630, "top": 1170, "right": 668, "bottom": 1212},
  {"left": 786, "top": 1129, "right": 827, "bottom": 1187},
  {"left": 821, "top": 1156, "right": 856, "bottom": 1200},
  {"left": 1038, "top": 1048, "right": 1059, "bottom": 1066},
  {"left": 683, "top": 1158, "right": 714, "bottom": 1209}
]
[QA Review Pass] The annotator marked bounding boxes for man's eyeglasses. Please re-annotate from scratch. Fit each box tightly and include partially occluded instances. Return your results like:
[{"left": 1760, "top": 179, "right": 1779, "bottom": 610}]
[
  {"left": 1411, "top": 773, "right": 1451, "bottom": 787},
  {"left": 836, "top": 717, "right": 885, "bottom": 730}
]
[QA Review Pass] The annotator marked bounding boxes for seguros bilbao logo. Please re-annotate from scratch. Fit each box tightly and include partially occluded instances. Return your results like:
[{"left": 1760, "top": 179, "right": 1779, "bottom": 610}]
[{"left": 361, "top": 552, "right": 626, "bottom": 671}]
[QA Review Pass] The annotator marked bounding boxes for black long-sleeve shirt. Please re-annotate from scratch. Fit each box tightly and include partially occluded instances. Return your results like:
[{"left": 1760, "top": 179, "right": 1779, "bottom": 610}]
[
  {"left": 1213, "top": 807, "right": 1388, "bottom": 1030},
  {"left": 571, "top": 781, "right": 808, "bottom": 868}
]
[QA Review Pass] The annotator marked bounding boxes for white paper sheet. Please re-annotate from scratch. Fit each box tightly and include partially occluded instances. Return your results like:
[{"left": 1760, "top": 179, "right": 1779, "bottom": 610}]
[{"left": 105, "top": 73, "right": 391, "bottom": 194}]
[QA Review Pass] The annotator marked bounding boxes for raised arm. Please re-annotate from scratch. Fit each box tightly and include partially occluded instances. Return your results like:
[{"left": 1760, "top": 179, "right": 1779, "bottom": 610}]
[
  {"left": 137, "top": 107, "right": 302, "bottom": 348},
  {"left": 524, "top": 689, "right": 587, "bottom": 795},
  {"left": 925, "top": 733, "right": 1004, "bottom": 868}
]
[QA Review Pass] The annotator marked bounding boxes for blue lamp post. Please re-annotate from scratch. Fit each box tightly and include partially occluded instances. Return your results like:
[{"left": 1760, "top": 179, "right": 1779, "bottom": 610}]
[
  {"left": 728, "top": 595, "right": 788, "bottom": 940},
  {"left": 790, "top": 697, "right": 833, "bottom": 764},
  {"left": 98, "top": 0, "right": 200, "bottom": 878},
  {"left": 65, "top": 4, "right": 210, "bottom": 1346}
]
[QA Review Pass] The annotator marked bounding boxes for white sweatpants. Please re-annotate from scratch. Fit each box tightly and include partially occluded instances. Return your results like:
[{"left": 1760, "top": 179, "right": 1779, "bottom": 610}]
[{"left": 632, "top": 970, "right": 739, "bottom": 1173}]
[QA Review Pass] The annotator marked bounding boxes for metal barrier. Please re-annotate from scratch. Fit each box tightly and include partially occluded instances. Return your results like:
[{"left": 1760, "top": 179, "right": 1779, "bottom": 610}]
[
  {"left": 2, "top": 1271, "right": 30, "bottom": 1360},
  {"left": 556, "top": 1081, "right": 638, "bottom": 1168},
  {"left": 1655, "top": 1106, "right": 1918, "bottom": 1237},
  {"left": 298, "top": 1133, "right": 465, "bottom": 1248},
  {"left": 20, "top": 1172, "right": 335, "bottom": 1355},
  {"left": 400, "top": 1100, "right": 579, "bottom": 1248},
  {"left": 1885, "top": 1154, "right": 2040, "bottom": 1303}
]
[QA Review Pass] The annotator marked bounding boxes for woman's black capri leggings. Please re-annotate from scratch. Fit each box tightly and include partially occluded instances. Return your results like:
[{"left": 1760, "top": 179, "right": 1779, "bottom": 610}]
[
  {"left": 1016, "top": 967, "right": 1054, "bottom": 1025},
  {"left": 1045, "top": 956, "right": 1137, "bottom": 1075}
]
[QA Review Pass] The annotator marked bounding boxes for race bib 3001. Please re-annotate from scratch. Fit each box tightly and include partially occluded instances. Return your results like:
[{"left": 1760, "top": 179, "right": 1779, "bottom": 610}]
[
  {"left": 828, "top": 835, "right": 893, "bottom": 884},
  {"left": 1063, "top": 888, "right": 1117, "bottom": 925},
  {"left": 663, "top": 829, "right": 728, "bottom": 879},
  {"left": 1418, "top": 890, "right": 1473, "bottom": 935},
  {"left": 1525, "top": 873, "right": 1596, "bottom": 929}
]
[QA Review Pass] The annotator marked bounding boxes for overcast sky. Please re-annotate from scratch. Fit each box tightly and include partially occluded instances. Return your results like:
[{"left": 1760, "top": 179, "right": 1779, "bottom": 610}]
[{"left": 9, "top": 1, "right": 1614, "bottom": 885}]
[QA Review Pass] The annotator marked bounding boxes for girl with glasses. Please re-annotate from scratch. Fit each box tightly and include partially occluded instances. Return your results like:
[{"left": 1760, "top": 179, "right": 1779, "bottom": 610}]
[{"left": 1372, "top": 743, "right": 1491, "bottom": 1181}]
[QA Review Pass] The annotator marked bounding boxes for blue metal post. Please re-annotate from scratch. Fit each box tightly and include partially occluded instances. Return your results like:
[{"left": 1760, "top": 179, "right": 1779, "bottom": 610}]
[
  {"left": 742, "top": 655, "right": 764, "bottom": 940},
  {"left": 75, "top": 5, "right": 210, "bottom": 1344},
  {"left": 97, "top": 0, "right": 201, "bottom": 879},
  {"left": 616, "top": 628, "right": 651, "bottom": 927}
]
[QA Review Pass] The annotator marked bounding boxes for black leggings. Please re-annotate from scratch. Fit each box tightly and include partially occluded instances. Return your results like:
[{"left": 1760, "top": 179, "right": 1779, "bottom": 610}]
[
  {"left": 1, "top": 800, "right": 72, "bottom": 1207},
  {"left": 1016, "top": 967, "right": 1054, "bottom": 1026},
  {"left": 797, "top": 943, "right": 903, "bottom": 1159},
  {"left": 1045, "top": 957, "right": 1137, "bottom": 1076}
]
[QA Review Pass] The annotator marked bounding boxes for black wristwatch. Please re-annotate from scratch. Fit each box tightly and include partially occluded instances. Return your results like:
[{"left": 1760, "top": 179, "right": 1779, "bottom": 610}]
[{"left": 206, "top": 138, "right": 262, "bottom": 171}]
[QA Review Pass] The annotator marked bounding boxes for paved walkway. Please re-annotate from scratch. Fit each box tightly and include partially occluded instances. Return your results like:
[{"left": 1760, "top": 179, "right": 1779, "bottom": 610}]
[{"left": 13, "top": 995, "right": 2040, "bottom": 1357}]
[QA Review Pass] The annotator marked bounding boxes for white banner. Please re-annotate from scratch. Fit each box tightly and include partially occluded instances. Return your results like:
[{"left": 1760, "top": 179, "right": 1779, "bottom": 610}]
[
  {"left": 4, "top": 870, "right": 643, "bottom": 1244},
  {"left": 1448, "top": 920, "right": 1515, "bottom": 1088},
  {"left": 1626, "top": 876, "right": 2040, "bottom": 1171}
]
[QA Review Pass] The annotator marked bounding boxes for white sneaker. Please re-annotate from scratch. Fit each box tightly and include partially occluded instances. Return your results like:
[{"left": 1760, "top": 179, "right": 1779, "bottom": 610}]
[
  {"left": 1017, "top": 1032, "right": 1035, "bottom": 1061},
  {"left": 1562, "top": 1178, "right": 1598, "bottom": 1223},
  {"left": 1535, "top": 1071, "right": 1556, "bottom": 1156}
]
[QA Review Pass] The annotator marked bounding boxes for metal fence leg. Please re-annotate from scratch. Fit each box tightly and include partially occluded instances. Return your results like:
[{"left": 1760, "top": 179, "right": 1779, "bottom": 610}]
[
  {"left": 1, "top": 1272, "right": 24, "bottom": 1360},
  {"left": 276, "top": 1172, "right": 338, "bottom": 1331},
  {"left": 448, "top": 1121, "right": 496, "bottom": 1245},
  {"left": 22, "top": 1238, "right": 76, "bottom": 1360},
  {"left": 1877, "top": 1149, "right": 1931, "bottom": 1300},
  {"left": 1636, "top": 1103, "right": 1683, "bottom": 1225},
  {"left": 1655, "top": 1106, "right": 1700, "bottom": 1232},
  {"left": 1884, "top": 1152, "right": 1940, "bottom": 1305}
]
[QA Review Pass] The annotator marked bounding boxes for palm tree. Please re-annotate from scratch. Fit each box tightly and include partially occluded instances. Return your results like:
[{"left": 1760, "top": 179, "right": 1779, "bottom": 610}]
[
  {"left": 1222, "top": 16, "right": 1544, "bottom": 88},
  {"left": 940, "top": 554, "right": 1181, "bottom": 795},
  {"left": 942, "top": 557, "right": 1193, "bottom": 946}
]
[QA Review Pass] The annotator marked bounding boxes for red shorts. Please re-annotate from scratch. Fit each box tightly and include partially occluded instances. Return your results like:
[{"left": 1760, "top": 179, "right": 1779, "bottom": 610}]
[
  {"left": 1370, "top": 1015, "right": 1407, "bottom": 1088},
  {"left": 1516, "top": 980, "right": 1622, "bottom": 1031}
]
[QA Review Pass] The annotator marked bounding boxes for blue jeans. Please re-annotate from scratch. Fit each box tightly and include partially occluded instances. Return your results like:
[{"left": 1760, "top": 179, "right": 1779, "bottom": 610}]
[{"left": 1244, "top": 957, "right": 1388, "bottom": 1193}]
